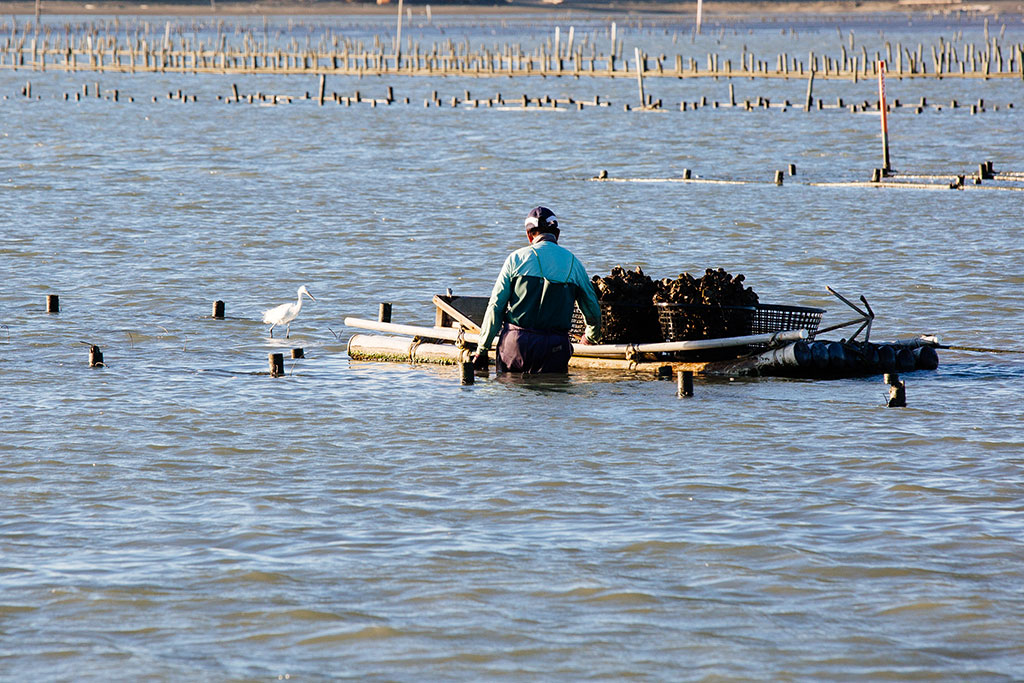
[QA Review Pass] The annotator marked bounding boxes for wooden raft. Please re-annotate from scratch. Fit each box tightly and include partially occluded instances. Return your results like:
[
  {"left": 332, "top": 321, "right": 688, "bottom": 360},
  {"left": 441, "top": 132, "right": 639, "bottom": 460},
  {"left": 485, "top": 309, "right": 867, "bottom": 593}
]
[{"left": 344, "top": 295, "right": 939, "bottom": 378}]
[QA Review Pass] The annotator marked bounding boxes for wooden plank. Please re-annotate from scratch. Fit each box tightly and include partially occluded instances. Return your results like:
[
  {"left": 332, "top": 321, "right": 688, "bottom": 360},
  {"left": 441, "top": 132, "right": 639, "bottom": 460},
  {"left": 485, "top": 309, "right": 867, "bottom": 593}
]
[{"left": 432, "top": 295, "right": 488, "bottom": 331}]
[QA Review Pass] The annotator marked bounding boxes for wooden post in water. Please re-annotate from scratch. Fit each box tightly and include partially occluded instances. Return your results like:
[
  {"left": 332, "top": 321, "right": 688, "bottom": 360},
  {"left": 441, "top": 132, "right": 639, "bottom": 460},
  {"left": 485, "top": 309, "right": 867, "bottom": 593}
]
[
  {"left": 318, "top": 74, "right": 325, "bottom": 105},
  {"left": 212, "top": 300, "right": 225, "bottom": 318},
  {"left": 884, "top": 372, "right": 906, "bottom": 407},
  {"left": 804, "top": 70, "right": 815, "bottom": 112},
  {"left": 460, "top": 360, "right": 475, "bottom": 385},
  {"left": 677, "top": 369, "right": 694, "bottom": 397},
  {"left": 395, "top": 0, "right": 404, "bottom": 65},
  {"left": 378, "top": 302, "right": 392, "bottom": 323},
  {"left": 269, "top": 352, "right": 284, "bottom": 377},
  {"left": 878, "top": 60, "right": 891, "bottom": 174},
  {"left": 634, "top": 47, "right": 645, "bottom": 108},
  {"left": 291, "top": 348, "right": 304, "bottom": 359},
  {"left": 46, "top": 294, "right": 60, "bottom": 313}
]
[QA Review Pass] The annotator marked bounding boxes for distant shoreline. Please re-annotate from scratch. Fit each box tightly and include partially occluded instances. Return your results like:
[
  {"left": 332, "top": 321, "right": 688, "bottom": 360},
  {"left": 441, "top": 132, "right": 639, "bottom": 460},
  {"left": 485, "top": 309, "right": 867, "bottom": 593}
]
[{"left": 4, "top": 0, "right": 1023, "bottom": 18}]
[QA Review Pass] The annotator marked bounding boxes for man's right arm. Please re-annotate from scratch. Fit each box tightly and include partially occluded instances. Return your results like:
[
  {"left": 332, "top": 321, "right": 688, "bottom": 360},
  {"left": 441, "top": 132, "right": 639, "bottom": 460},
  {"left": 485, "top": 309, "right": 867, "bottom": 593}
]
[{"left": 476, "top": 254, "right": 515, "bottom": 352}]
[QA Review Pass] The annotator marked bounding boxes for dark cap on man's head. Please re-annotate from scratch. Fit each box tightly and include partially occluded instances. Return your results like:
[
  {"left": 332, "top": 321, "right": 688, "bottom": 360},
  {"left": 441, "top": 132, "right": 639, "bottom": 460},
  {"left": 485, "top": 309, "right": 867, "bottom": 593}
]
[{"left": 525, "top": 206, "right": 558, "bottom": 231}]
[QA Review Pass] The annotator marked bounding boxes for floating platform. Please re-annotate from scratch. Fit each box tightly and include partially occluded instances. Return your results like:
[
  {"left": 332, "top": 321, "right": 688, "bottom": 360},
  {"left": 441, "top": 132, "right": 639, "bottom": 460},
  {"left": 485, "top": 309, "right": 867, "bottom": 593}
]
[{"left": 344, "top": 294, "right": 940, "bottom": 380}]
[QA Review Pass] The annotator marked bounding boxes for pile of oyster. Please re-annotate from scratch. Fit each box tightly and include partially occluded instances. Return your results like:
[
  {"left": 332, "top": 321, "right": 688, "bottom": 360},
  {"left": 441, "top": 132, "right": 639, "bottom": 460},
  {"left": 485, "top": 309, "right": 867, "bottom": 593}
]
[{"left": 587, "top": 266, "right": 759, "bottom": 342}]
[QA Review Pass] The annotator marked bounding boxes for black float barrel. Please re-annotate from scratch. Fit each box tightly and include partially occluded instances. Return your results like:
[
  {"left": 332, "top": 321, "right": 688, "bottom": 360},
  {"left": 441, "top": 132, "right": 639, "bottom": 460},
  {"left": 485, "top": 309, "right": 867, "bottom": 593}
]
[
  {"left": 861, "top": 343, "right": 880, "bottom": 372},
  {"left": 877, "top": 345, "right": 897, "bottom": 372},
  {"left": 790, "top": 341, "right": 813, "bottom": 367},
  {"left": 809, "top": 342, "right": 830, "bottom": 370},
  {"left": 826, "top": 342, "right": 847, "bottom": 373},
  {"left": 895, "top": 347, "right": 916, "bottom": 372},
  {"left": 913, "top": 345, "right": 939, "bottom": 370}
]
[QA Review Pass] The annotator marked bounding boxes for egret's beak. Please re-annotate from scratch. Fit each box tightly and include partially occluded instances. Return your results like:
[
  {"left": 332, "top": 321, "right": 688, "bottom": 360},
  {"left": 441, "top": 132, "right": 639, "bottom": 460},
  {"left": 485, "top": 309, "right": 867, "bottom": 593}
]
[{"left": 306, "top": 292, "right": 317, "bottom": 302}]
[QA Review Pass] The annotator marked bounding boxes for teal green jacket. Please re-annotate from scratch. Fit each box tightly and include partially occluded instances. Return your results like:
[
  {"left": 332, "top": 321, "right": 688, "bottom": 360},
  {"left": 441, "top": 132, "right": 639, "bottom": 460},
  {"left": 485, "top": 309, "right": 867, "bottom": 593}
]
[{"left": 477, "top": 234, "right": 602, "bottom": 351}]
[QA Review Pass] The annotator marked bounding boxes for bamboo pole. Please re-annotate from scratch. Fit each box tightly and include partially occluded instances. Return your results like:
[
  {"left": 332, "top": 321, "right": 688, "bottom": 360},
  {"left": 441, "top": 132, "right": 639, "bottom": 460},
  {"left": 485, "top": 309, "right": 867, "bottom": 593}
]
[
  {"left": 347, "top": 334, "right": 472, "bottom": 364},
  {"left": 5, "top": 30, "right": 1023, "bottom": 83},
  {"left": 343, "top": 317, "right": 806, "bottom": 357},
  {"left": 878, "top": 60, "right": 891, "bottom": 174},
  {"left": 634, "top": 47, "right": 645, "bottom": 107},
  {"left": 395, "top": 0, "right": 403, "bottom": 63}
]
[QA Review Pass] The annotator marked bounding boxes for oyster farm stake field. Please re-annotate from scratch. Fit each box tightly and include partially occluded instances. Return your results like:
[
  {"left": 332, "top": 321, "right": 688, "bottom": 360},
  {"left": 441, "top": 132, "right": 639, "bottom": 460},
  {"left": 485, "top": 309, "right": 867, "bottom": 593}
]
[{"left": 2, "top": 9, "right": 1024, "bottom": 680}]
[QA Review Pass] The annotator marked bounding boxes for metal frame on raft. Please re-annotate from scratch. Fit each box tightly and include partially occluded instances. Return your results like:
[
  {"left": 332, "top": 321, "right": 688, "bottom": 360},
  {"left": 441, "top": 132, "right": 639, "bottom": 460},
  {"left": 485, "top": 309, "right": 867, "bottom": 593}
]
[{"left": 342, "top": 287, "right": 940, "bottom": 380}]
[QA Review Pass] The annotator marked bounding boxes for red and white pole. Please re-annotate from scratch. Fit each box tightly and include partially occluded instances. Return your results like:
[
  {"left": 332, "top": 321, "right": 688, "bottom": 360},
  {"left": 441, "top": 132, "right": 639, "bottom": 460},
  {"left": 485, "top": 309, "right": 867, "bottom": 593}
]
[{"left": 878, "top": 60, "right": 891, "bottom": 175}]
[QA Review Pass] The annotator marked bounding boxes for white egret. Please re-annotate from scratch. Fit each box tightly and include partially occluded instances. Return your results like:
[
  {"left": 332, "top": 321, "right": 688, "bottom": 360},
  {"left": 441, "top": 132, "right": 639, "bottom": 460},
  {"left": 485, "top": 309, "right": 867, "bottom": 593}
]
[{"left": 263, "top": 285, "right": 316, "bottom": 338}]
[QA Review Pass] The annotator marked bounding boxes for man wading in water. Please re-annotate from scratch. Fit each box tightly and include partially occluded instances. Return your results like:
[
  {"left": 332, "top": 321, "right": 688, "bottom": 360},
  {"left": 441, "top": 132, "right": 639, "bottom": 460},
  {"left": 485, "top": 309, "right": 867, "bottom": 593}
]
[{"left": 473, "top": 207, "right": 602, "bottom": 373}]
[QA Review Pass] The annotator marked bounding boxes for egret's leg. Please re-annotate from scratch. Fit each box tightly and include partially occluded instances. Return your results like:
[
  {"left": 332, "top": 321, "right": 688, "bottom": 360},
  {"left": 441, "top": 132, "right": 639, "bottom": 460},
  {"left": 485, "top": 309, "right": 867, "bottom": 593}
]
[
  {"left": 285, "top": 323, "right": 291, "bottom": 339},
  {"left": 269, "top": 325, "right": 275, "bottom": 338}
]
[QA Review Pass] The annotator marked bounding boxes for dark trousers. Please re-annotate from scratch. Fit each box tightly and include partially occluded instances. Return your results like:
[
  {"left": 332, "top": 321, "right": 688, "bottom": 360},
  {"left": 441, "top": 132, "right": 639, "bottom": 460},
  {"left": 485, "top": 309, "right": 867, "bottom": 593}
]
[{"left": 496, "top": 324, "right": 572, "bottom": 374}]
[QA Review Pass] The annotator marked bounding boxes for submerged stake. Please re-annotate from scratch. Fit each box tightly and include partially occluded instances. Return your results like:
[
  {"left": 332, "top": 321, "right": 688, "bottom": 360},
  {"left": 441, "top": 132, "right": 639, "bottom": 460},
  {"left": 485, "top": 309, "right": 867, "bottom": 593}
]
[
  {"left": 677, "top": 370, "right": 694, "bottom": 397},
  {"left": 884, "top": 372, "right": 906, "bottom": 407},
  {"left": 269, "top": 352, "right": 284, "bottom": 377}
]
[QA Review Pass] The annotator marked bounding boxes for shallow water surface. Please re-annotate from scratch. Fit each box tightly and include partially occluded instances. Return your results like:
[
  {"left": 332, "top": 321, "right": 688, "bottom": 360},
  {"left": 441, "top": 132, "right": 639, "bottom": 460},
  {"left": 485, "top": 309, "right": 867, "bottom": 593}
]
[{"left": 2, "top": 11, "right": 1024, "bottom": 681}]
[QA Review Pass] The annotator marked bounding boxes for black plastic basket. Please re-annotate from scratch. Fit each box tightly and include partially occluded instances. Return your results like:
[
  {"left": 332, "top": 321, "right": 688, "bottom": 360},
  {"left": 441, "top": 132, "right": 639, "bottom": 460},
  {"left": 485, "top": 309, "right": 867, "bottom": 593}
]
[
  {"left": 656, "top": 303, "right": 756, "bottom": 341},
  {"left": 751, "top": 304, "right": 826, "bottom": 337},
  {"left": 570, "top": 302, "right": 661, "bottom": 343}
]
